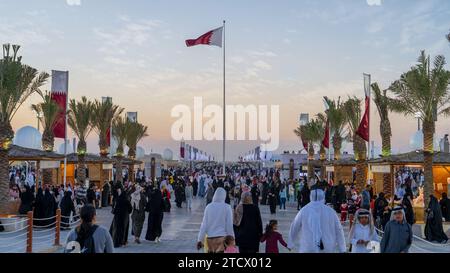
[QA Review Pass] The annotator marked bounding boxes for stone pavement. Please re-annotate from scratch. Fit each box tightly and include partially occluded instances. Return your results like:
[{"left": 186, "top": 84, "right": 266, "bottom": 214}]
[
  {"left": 80, "top": 197, "right": 450, "bottom": 253},
  {"left": 2, "top": 196, "right": 449, "bottom": 253}
]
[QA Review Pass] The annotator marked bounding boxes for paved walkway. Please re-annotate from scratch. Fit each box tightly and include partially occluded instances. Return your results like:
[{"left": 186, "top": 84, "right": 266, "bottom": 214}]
[
  {"left": 77, "top": 197, "right": 450, "bottom": 253},
  {"left": 2, "top": 197, "right": 449, "bottom": 253}
]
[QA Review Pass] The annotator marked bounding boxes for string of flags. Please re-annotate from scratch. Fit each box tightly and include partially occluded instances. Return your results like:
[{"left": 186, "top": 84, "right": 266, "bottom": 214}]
[{"left": 179, "top": 141, "right": 214, "bottom": 161}]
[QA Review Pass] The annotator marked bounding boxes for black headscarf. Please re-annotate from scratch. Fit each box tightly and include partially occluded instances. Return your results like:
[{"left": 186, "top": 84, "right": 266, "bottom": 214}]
[{"left": 61, "top": 191, "right": 73, "bottom": 209}]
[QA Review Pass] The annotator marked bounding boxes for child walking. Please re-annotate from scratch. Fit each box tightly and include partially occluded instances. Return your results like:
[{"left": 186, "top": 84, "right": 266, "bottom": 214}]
[
  {"left": 260, "top": 220, "right": 290, "bottom": 253},
  {"left": 224, "top": 236, "right": 239, "bottom": 253}
]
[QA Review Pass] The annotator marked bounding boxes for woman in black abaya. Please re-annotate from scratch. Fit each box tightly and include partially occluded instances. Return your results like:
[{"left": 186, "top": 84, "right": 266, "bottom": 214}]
[
  {"left": 19, "top": 185, "right": 34, "bottom": 215},
  {"left": 425, "top": 195, "right": 448, "bottom": 243},
  {"left": 60, "top": 191, "right": 76, "bottom": 229},
  {"left": 42, "top": 188, "right": 57, "bottom": 227},
  {"left": 440, "top": 193, "right": 450, "bottom": 222},
  {"left": 402, "top": 195, "right": 415, "bottom": 226},
  {"left": 33, "top": 188, "right": 45, "bottom": 226},
  {"left": 145, "top": 186, "right": 164, "bottom": 242},
  {"left": 267, "top": 182, "right": 277, "bottom": 214},
  {"left": 109, "top": 187, "right": 132, "bottom": 247}
]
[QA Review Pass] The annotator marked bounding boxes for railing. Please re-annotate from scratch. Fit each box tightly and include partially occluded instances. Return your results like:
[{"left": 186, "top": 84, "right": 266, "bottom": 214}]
[{"left": 0, "top": 209, "right": 80, "bottom": 253}]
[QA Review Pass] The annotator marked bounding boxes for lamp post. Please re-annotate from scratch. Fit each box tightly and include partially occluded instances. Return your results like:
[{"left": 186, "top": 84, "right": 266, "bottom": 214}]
[{"left": 36, "top": 112, "right": 43, "bottom": 131}]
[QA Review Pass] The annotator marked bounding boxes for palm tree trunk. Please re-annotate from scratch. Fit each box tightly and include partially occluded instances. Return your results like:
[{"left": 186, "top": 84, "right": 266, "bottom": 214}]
[
  {"left": 307, "top": 143, "right": 315, "bottom": 181},
  {"left": 355, "top": 161, "right": 368, "bottom": 192},
  {"left": 41, "top": 132, "right": 55, "bottom": 185},
  {"left": 380, "top": 119, "right": 391, "bottom": 157},
  {"left": 380, "top": 118, "right": 392, "bottom": 195},
  {"left": 77, "top": 154, "right": 87, "bottom": 185},
  {"left": 0, "top": 120, "right": 14, "bottom": 214},
  {"left": 115, "top": 156, "right": 123, "bottom": 183},
  {"left": 99, "top": 135, "right": 109, "bottom": 158},
  {"left": 422, "top": 119, "right": 434, "bottom": 222},
  {"left": 333, "top": 134, "right": 342, "bottom": 160},
  {"left": 382, "top": 173, "right": 392, "bottom": 196},
  {"left": 128, "top": 164, "right": 135, "bottom": 182},
  {"left": 355, "top": 135, "right": 367, "bottom": 192},
  {"left": 0, "top": 149, "right": 10, "bottom": 214}
]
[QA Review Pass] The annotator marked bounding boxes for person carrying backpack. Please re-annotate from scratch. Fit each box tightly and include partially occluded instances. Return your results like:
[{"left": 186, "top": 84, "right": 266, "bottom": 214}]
[{"left": 65, "top": 205, "right": 114, "bottom": 253}]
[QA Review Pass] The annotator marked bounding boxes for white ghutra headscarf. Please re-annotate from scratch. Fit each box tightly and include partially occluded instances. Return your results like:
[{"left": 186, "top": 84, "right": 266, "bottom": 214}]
[{"left": 308, "top": 189, "right": 325, "bottom": 250}]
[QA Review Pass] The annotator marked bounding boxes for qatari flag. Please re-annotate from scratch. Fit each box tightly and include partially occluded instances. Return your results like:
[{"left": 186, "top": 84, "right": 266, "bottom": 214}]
[
  {"left": 186, "top": 26, "right": 223, "bottom": 47},
  {"left": 356, "top": 74, "right": 371, "bottom": 142},
  {"left": 51, "top": 70, "right": 69, "bottom": 139}
]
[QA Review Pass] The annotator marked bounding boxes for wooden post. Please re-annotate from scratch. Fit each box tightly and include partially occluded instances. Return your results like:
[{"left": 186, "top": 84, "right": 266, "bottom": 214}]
[
  {"left": 54, "top": 208, "right": 61, "bottom": 246},
  {"left": 26, "top": 211, "right": 33, "bottom": 253}
]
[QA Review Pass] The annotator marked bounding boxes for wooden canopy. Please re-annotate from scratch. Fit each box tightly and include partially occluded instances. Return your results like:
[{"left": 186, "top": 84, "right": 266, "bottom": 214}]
[
  {"left": 65, "top": 153, "right": 115, "bottom": 164},
  {"left": 368, "top": 151, "right": 450, "bottom": 165},
  {"left": 8, "top": 145, "right": 64, "bottom": 161}
]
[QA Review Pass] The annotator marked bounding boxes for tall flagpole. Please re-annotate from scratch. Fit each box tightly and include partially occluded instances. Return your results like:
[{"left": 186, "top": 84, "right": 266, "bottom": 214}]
[
  {"left": 222, "top": 20, "right": 226, "bottom": 176},
  {"left": 63, "top": 71, "right": 69, "bottom": 189},
  {"left": 365, "top": 73, "right": 371, "bottom": 160}
]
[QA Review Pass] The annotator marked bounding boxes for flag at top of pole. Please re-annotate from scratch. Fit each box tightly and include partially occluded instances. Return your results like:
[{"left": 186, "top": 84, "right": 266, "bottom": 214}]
[
  {"left": 185, "top": 26, "right": 223, "bottom": 47},
  {"left": 356, "top": 74, "right": 371, "bottom": 142},
  {"left": 186, "top": 21, "right": 227, "bottom": 175}
]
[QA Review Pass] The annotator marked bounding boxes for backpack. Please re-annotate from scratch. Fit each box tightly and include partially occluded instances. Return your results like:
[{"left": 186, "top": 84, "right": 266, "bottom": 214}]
[{"left": 76, "top": 225, "right": 99, "bottom": 253}]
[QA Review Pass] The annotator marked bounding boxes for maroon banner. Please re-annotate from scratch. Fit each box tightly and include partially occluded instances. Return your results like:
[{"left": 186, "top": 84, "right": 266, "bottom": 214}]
[
  {"left": 51, "top": 92, "right": 67, "bottom": 139},
  {"left": 51, "top": 71, "right": 68, "bottom": 139},
  {"left": 356, "top": 97, "right": 370, "bottom": 142},
  {"left": 106, "top": 127, "right": 111, "bottom": 146}
]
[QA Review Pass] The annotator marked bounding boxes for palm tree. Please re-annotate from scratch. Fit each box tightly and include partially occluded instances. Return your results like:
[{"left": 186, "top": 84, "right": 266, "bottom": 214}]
[
  {"left": 343, "top": 96, "right": 367, "bottom": 191},
  {"left": 389, "top": 51, "right": 450, "bottom": 218},
  {"left": 316, "top": 113, "right": 328, "bottom": 180},
  {"left": 324, "top": 97, "right": 347, "bottom": 160},
  {"left": 67, "top": 96, "right": 94, "bottom": 185},
  {"left": 294, "top": 119, "right": 323, "bottom": 181},
  {"left": 112, "top": 116, "right": 129, "bottom": 184},
  {"left": 31, "top": 91, "right": 60, "bottom": 152},
  {"left": 372, "top": 82, "right": 393, "bottom": 195},
  {"left": 91, "top": 99, "right": 123, "bottom": 158},
  {"left": 0, "top": 44, "right": 48, "bottom": 213},
  {"left": 31, "top": 91, "right": 60, "bottom": 184},
  {"left": 126, "top": 121, "right": 148, "bottom": 182}
]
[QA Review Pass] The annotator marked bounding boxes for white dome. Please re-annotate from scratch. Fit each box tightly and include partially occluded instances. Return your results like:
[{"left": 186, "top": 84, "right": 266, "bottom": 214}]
[
  {"left": 14, "top": 126, "right": 42, "bottom": 149},
  {"left": 162, "top": 148, "right": 173, "bottom": 160},
  {"left": 58, "top": 140, "right": 75, "bottom": 154},
  {"left": 409, "top": 130, "right": 441, "bottom": 151},
  {"left": 136, "top": 146, "right": 145, "bottom": 159}
]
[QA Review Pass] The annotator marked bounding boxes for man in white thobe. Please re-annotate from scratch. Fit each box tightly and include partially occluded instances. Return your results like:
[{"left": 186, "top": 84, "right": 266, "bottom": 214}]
[{"left": 288, "top": 188, "right": 346, "bottom": 253}]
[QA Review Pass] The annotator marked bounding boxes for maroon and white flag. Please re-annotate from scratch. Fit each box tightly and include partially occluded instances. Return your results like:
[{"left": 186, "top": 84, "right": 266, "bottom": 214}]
[
  {"left": 51, "top": 70, "right": 69, "bottom": 139},
  {"left": 185, "top": 26, "right": 223, "bottom": 47},
  {"left": 356, "top": 74, "right": 371, "bottom": 142}
]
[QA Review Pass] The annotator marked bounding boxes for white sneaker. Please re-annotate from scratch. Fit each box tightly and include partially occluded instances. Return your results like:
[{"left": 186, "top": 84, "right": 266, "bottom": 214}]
[{"left": 156, "top": 237, "right": 161, "bottom": 243}]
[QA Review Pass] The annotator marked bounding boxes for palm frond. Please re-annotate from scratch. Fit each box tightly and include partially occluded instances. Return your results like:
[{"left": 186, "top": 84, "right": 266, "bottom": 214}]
[{"left": 67, "top": 96, "right": 94, "bottom": 145}]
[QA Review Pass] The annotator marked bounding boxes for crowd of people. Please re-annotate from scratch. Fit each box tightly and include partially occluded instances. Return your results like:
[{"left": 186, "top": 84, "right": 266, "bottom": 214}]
[{"left": 4, "top": 163, "right": 449, "bottom": 253}]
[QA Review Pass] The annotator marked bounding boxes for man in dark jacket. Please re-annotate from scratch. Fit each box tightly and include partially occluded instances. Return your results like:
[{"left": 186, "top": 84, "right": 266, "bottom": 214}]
[{"left": 380, "top": 207, "right": 413, "bottom": 253}]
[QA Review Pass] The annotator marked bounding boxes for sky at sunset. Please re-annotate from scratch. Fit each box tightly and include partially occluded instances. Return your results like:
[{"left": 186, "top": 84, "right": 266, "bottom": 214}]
[{"left": 2, "top": 0, "right": 450, "bottom": 160}]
